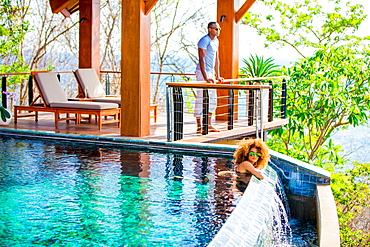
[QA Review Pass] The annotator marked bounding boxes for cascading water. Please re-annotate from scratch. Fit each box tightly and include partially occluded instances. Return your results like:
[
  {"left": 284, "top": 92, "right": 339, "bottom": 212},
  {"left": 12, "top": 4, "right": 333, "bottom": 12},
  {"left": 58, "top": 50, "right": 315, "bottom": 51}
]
[{"left": 208, "top": 164, "right": 295, "bottom": 247}]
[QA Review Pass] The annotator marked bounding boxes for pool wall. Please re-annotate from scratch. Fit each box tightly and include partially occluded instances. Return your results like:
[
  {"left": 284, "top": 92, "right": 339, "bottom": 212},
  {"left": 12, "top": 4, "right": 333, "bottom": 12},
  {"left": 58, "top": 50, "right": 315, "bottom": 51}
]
[
  {"left": 266, "top": 150, "right": 340, "bottom": 246},
  {"left": 269, "top": 149, "right": 331, "bottom": 220}
]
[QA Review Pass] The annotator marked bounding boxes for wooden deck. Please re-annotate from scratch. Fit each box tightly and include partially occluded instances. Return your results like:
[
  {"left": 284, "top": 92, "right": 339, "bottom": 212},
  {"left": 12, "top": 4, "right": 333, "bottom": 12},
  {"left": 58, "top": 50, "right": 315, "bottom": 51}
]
[
  {"left": 182, "top": 118, "right": 288, "bottom": 143},
  {"left": 0, "top": 111, "right": 288, "bottom": 143}
]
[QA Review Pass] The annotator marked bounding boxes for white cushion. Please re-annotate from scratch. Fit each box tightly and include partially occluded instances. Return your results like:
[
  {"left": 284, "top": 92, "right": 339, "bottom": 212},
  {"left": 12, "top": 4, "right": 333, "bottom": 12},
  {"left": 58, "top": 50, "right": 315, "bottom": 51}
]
[
  {"left": 92, "top": 97, "right": 121, "bottom": 106},
  {"left": 34, "top": 73, "right": 68, "bottom": 106},
  {"left": 50, "top": 101, "right": 119, "bottom": 110},
  {"left": 75, "top": 69, "right": 106, "bottom": 98}
]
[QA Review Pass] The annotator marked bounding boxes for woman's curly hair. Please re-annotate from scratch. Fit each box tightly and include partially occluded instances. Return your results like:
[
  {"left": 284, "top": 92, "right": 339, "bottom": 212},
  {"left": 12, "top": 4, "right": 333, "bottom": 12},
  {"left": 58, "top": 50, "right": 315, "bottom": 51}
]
[{"left": 233, "top": 138, "right": 270, "bottom": 169}]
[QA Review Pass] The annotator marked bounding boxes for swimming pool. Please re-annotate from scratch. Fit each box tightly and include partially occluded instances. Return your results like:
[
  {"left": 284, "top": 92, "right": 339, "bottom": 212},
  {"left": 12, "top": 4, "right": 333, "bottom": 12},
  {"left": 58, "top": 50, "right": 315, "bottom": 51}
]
[
  {"left": 0, "top": 134, "right": 318, "bottom": 246},
  {"left": 0, "top": 135, "right": 243, "bottom": 246}
]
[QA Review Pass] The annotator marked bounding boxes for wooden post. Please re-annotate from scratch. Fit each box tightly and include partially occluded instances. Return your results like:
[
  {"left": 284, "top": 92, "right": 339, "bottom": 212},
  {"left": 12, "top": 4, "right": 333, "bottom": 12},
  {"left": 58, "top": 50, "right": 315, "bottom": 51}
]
[
  {"left": 120, "top": 0, "right": 151, "bottom": 137},
  {"left": 216, "top": 0, "right": 240, "bottom": 120},
  {"left": 216, "top": 0, "right": 256, "bottom": 120},
  {"left": 79, "top": 0, "right": 100, "bottom": 77}
]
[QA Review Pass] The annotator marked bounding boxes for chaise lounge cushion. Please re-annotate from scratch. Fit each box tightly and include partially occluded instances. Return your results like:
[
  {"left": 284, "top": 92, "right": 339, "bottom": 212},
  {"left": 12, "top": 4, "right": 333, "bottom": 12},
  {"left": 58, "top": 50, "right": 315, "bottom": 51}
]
[
  {"left": 50, "top": 101, "right": 119, "bottom": 110},
  {"left": 35, "top": 72, "right": 68, "bottom": 105},
  {"left": 34, "top": 72, "right": 119, "bottom": 109},
  {"left": 74, "top": 68, "right": 106, "bottom": 98},
  {"left": 90, "top": 97, "right": 121, "bottom": 105}
]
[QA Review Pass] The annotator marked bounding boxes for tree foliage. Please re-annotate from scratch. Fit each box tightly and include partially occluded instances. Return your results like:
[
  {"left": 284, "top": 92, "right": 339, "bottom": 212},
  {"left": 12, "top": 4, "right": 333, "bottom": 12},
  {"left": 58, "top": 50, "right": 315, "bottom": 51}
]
[
  {"left": 243, "top": 0, "right": 370, "bottom": 164},
  {"left": 243, "top": 0, "right": 368, "bottom": 57},
  {"left": 242, "top": 0, "right": 370, "bottom": 244},
  {"left": 269, "top": 44, "right": 370, "bottom": 165},
  {"left": 0, "top": 0, "right": 29, "bottom": 73},
  {"left": 331, "top": 162, "right": 370, "bottom": 245},
  {"left": 24, "top": 0, "right": 79, "bottom": 71}
]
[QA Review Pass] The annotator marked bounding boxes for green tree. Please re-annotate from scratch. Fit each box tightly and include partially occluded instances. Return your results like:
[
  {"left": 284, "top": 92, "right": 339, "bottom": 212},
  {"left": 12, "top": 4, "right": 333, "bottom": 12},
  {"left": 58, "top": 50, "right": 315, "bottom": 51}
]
[
  {"left": 0, "top": 0, "right": 29, "bottom": 73},
  {"left": 268, "top": 45, "right": 370, "bottom": 165},
  {"left": 331, "top": 162, "right": 370, "bottom": 245},
  {"left": 243, "top": 0, "right": 370, "bottom": 166},
  {"left": 0, "top": 0, "right": 30, "bottom": 108},
  {"left": 242, "top": 0, "right": 367, "bottom": 58},
  {"left": 242, "top": 0, "right": 370, "bottom": 244}
]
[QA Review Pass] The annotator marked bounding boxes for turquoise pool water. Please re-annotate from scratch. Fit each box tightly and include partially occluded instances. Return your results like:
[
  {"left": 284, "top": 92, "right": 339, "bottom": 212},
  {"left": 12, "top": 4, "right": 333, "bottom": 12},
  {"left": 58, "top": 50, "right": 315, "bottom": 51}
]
[
  {"left": 0, "top": 136, "right": 242, "bottom": 246},
  {"left": 0, "top": 135, "right": 318, "bottom": 246}
]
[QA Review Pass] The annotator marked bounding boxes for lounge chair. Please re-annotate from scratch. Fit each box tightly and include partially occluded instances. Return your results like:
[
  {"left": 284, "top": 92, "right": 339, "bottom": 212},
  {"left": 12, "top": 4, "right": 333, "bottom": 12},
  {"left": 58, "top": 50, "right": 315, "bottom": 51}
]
[
  {"left": 14, "top": 72, "right": 120, "bottom": 130},
  {"left": 73, "top": 68, "right": 158, "bottom": 122}
]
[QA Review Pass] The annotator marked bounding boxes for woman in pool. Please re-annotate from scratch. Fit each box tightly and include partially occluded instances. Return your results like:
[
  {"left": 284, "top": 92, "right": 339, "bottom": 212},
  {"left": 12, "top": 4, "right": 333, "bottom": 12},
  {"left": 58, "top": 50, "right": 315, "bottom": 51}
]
[
  {"left": 218, "top": 138, "right": 270, "bottom": 180},
  {"left": 233, "top": 138, "right": 270, "bottom": 179}
]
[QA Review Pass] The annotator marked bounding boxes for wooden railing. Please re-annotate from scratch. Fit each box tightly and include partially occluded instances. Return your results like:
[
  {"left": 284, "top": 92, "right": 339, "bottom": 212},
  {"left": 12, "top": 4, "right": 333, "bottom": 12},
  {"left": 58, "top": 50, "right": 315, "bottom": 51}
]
[{"left": 166, "top": 76, "right": 288, "bottom": 141}]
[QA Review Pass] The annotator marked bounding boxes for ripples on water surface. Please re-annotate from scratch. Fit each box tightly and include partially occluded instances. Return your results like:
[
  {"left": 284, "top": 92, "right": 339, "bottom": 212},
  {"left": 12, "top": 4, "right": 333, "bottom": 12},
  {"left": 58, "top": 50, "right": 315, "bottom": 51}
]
[{"left": 0, "top": 136, "right": 241, "bottom": 246}]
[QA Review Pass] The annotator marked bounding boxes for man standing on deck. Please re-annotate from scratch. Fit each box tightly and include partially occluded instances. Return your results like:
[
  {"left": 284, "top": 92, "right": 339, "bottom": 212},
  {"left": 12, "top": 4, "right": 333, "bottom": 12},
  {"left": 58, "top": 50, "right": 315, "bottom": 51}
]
[{"left": 194, "top": 21, "right": 224, "bottom": 134}]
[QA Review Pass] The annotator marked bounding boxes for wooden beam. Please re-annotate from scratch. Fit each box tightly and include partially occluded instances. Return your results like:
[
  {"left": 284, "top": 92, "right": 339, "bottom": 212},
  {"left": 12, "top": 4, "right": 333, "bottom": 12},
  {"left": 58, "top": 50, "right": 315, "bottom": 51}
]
[
  {"left": 61, "top": 9, "right": 71, "bottom": 18},
  {"left": 144, "top": 0, "right": 159, "bottom": 15},
  {"left": 235, "top": 0, "right": 257, "bottom": 23},
  {"left": 49, "top": 0, "right": 75, "bottom": 14}
]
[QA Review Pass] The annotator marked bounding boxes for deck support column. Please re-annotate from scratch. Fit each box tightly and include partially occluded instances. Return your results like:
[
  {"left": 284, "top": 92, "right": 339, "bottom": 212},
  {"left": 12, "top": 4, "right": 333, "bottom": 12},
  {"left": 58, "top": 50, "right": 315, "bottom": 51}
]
[
  {"left": 216, "top": 0, "right": 256, "bottom": 120},
  {"left": 79, "top": 0, "right": 100, "bottom": 77},
  {"left": 216, "top": 0, "right": 240, "bottom": 120},
  {"left": 120, "top": 0, "right": 152, "bottom": 137}
]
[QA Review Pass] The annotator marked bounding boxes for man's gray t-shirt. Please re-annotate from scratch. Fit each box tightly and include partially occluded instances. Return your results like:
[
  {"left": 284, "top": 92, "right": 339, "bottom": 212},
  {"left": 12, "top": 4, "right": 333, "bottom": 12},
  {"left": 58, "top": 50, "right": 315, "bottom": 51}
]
[{"left": 196, "top": 34, "right": 219, "bottom": 73}]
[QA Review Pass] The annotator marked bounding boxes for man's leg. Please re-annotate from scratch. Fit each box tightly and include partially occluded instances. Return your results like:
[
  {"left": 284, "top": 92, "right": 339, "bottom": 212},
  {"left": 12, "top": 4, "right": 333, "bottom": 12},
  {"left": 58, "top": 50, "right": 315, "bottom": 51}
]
[
  {"left": 197, "top": 114, "right": 219, "bottom": 134},
  {"left": 208, "top": 114, "right": 220, "bottom": 132},
  {"left": 208, "top": 89, "right": 220, "bottom": 132}
]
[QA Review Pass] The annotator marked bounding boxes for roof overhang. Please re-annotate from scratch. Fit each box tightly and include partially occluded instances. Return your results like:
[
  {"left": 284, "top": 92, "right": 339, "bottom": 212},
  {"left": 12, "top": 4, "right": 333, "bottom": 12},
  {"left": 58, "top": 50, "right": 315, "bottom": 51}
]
[{"left": 49, "top": 0, "right": 79, "bottom": 17}]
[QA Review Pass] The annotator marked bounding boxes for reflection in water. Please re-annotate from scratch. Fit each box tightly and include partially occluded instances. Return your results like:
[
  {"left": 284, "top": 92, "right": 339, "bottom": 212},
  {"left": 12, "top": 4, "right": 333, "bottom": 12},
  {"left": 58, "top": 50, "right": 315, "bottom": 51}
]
[{"left": 119, "top": 151, "right": 151, "bottom": 177}]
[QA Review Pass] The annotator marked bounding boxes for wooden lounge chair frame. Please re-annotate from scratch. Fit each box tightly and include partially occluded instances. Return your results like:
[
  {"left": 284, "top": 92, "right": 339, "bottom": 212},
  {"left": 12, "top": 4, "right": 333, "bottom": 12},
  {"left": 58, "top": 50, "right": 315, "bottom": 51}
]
[
  {"left": 14, "top": 72, "right": 120, "bottom": 130},
  {"left": 74, "top": 68, "right": 158, "bottom": 123}
]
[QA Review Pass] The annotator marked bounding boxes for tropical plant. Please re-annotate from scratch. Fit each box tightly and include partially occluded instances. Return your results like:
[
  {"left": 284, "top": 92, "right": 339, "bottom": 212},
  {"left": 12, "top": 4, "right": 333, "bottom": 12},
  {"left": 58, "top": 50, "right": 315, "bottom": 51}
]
[
  {"left": 242, "top": 0, "right": 370, "bottom": 170},
  {"left": 0, "top": 105, "right": 11, "bottom": 122},
  {"left": 240, "top": 54, "right": 281, "bottom": 78}
]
